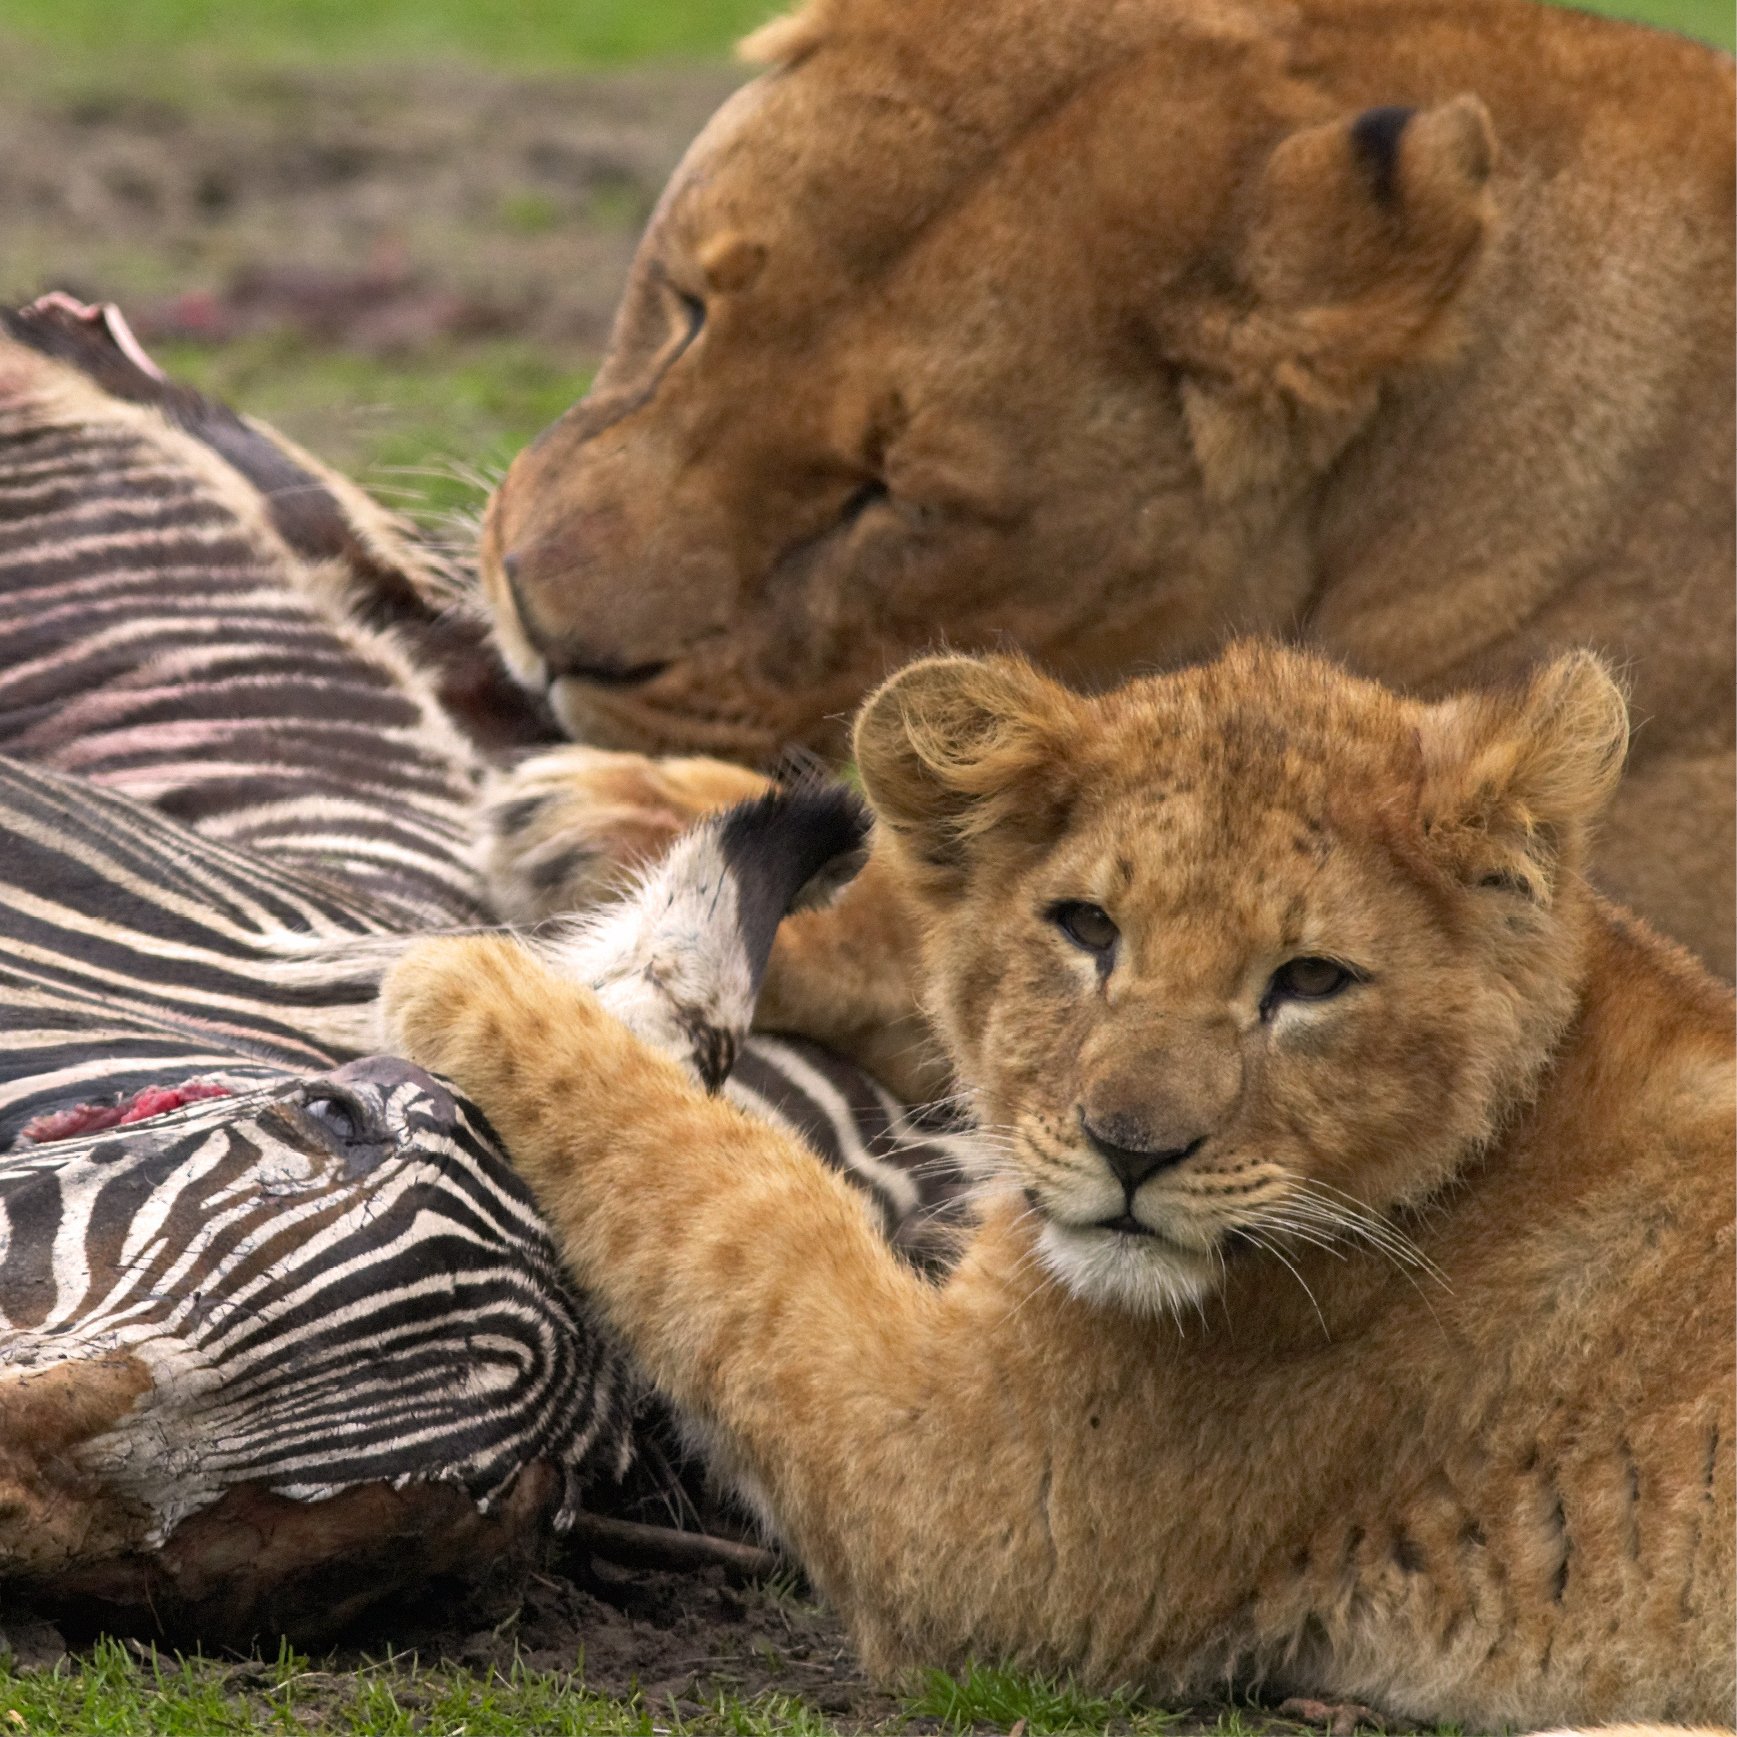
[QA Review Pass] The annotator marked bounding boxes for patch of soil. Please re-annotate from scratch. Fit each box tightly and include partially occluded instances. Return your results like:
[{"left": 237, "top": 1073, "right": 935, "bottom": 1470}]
[
  {"left": 0, "top": 60, "right": 743, "bottom": 353},
  {"left": 380, "top": 1433, "right": 897, "bottom": 1718},
  {"left": 412, "top": 1557, "right": 896, "bottom": 1721}
]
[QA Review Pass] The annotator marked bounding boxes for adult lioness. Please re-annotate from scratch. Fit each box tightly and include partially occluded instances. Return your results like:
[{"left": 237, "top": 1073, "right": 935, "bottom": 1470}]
[
  {"left": 384, "top": 644, "right": 1735, "bottom": 1728},
  {"left": 483, "top": 0, "right": 1735, "bottom": 974}
]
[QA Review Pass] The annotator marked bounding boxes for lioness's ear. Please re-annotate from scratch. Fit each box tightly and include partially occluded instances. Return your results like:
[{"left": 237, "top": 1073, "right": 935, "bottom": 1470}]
[
  {"left": 1415, "top": 652, "right": 1629, "bottom": 904},
  {"left": 1182, "top": 96, "right": 1496, "bottom": 495},
  {"left": 854, "top": 655, "right": 1079, "bottom": 873},
  {"left": 737, "top": 0, "right": 834, "bottom": 66}
]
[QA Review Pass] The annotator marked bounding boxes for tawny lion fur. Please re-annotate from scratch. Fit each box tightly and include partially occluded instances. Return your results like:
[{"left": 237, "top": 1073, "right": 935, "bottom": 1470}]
[
  {"left": 481, "top": 0, "right": 1735, "bottom": 974},
  {"left": 384, "top": 644, "right": 1735, "bottom": 1728}
]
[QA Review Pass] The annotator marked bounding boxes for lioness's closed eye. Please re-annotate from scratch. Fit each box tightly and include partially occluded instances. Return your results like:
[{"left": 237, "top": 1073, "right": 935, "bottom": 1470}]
[{"left": 386, "top": 642, "right": 1733, "bottom": 1730}]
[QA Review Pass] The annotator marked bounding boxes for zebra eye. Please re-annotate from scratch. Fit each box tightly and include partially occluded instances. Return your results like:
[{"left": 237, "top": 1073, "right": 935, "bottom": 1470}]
[
  {"left": 1051, "top": 901, "right": 1119, "bottom": 956},
  {"left": 1262, "top": 956, "right": 1358, "bottom": 1018}
]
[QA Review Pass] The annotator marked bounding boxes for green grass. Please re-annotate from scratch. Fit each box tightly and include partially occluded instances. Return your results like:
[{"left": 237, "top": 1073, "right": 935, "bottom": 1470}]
[
  {"left": 152, "top": 336, "right": 593, "bottom": 524},
  {"left": 0, "top": 1639, "right": 821, "bottom": 1736},
  {"left": 909, "top": 1664, "right": 1162, "bottom": 1732},
  {"left": 0, "top": 0, "right": 1728, "bottom": 65},
  {"left": 1, "top": 1644, "right": 1459, "bottom": 1736},
  {"left": 0, "top": 0, "right": 784, "bottom": 69},
  {"left": 1571, "top": 0, "right": 1734, "bottom": 42}
]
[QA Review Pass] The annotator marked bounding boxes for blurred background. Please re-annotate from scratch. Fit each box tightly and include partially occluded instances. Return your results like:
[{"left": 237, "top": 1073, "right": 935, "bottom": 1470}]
[{"left": 1, "top": 0, "right": 1729, "bottom": 527}]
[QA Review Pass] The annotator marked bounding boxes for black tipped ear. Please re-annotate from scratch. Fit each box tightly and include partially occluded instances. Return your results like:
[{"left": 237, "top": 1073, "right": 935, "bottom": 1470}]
[
  {"left": 853, "top": 655, "right": 1080, "bottom": 875},
  {"left": 1248, "top": 93, "right": 1494, "bottom": 372},
  {"left": 1348, "top": 105, "right": 1417, "bottom": 206},
  {"left": 1181, "top": 95, "right": 1496, "bottom": 494},
  {"left": 1416, "top": 652, "right": 1629, "bottom": 904},
  {"left": 716, "top": 783, "right": 871, "bottom": 993}
]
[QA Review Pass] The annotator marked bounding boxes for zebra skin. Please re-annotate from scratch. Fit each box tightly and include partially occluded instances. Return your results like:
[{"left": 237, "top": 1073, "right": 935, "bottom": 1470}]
[{"left": 0, "top": 300, "right": 971, "bottom": 1642}]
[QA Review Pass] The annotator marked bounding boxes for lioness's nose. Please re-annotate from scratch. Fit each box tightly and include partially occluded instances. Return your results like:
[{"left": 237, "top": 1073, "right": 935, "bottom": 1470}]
[{"left": 1080, "top": 1112, "right": 1205, "bottom": 1192}]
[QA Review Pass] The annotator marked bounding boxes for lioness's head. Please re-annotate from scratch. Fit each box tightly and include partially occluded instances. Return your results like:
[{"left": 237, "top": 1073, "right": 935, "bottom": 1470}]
[
  {"left": 482, "top": 0, "right": 1498, "bottom": 760},
  {"left": 854, "top": 642, "right": 1626, "bottom": 1318}
]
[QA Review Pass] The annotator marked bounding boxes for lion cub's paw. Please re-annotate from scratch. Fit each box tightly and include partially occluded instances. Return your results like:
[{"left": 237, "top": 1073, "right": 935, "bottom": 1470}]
[
  {"left": 379, "top": 933, "right": 544, "bottom": 1084},
  {"left": 482, "top": 746, "right": 774, "bottom": 924}
]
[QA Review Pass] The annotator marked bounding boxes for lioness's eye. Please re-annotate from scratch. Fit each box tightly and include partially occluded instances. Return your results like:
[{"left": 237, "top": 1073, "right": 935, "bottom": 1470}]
[
  {"left": 1262, "top": 956, "right": 1357, "bottom": 1017},
  {"left": 1051, "top": 901, "right": 1119, "bottom": 956}
]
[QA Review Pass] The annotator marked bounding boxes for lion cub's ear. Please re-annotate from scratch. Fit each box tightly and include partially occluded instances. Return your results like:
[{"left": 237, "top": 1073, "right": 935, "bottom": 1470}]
[
  {"left": 853, "top": 655, "right": 1080, "bottom": 878},
  {"left": 1415, "top": 652, "right": 1629, "bottom": 904},
  {"left": 1183, "top": 96, "right": 1496, "bottom": 496}
]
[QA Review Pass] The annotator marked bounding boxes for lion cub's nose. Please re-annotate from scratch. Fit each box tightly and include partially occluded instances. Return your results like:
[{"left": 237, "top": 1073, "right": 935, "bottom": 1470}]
[{"left": 1080, "top": 1112, "right": 1206, "bottom": 1193}]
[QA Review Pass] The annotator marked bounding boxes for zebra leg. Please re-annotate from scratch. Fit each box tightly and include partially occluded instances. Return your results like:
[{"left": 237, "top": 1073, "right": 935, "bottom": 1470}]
[
  {"left": 481, "top": 746, "right": 774, "bottom": 925},
  {"left": 484, "top": 762, "right": 971, "bottom": 1253}
]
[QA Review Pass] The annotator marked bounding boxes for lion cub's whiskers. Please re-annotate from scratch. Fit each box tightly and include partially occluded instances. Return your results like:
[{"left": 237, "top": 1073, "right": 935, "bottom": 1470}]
[
  {"left": 1234, "top": 1228, "right": 1330, "bottom": 1337},
  {"left": 1282, "top": 1180, "right": 1449, "bottom": 1289}
]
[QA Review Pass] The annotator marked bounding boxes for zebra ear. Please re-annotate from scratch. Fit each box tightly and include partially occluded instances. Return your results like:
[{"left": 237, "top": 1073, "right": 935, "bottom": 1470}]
[
  {"left": 714, "top": 783, "right": 872, "bottom": 994},
  {"left": 852, "top": 655, "right": 1080, "bottom": 877}
]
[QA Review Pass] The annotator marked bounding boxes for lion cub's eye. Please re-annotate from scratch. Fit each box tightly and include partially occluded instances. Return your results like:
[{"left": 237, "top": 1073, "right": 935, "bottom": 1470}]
[
  {"left": 1050, "top": 901, "right": 1119, "bottom": 957},
  {"left": 1262, "top": 956, "right": 1358, "bottom": 1018}
]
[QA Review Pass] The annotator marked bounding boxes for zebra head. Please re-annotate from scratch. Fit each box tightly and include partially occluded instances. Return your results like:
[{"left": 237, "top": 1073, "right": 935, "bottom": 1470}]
[{"left": 539, "top": 784, "right": 870, "bottom": 1094}]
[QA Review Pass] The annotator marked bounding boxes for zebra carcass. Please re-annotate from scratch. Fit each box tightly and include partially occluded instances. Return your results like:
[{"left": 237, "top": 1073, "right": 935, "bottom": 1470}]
[
  {"left": 0, "top": 754, "right": 640, "bottom": 1643},
  {"left": 0, "top": 300, "right": 968, "bottom": 1644},
  {"left": 0, "top": 758, "right": 868, "bottom": 1645}
]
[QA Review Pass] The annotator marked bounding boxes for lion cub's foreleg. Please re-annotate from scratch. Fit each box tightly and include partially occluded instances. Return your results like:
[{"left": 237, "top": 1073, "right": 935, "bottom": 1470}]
[
  {"left": 479, "top": 747, "right": 947, "bottom": 1102},
  {"left": 380, "top": 933, "right": 1054, "bottom": 1674}
]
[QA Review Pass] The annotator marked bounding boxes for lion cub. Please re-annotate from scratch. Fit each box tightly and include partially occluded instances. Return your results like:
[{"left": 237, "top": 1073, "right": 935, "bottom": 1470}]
[{"left": 384, "top": 643, "right": 1733, "bottom": 1727}]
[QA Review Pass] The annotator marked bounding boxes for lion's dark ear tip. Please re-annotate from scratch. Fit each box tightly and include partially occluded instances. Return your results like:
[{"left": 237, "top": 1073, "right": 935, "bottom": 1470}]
[
  {"left": 1350, "top": 105, "right": 1417, "bottom": 205},
  {"left": 1349, "top": 96, "right": 1495, "bottom": 210}
]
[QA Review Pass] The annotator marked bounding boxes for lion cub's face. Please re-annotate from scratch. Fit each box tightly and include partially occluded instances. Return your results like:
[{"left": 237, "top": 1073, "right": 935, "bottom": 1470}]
[{"left": 855, "top": 643, "right": 1625, "bottom": 1318}]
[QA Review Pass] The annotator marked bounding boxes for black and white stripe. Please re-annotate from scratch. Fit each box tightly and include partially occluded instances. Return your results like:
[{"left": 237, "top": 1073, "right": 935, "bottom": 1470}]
[
  {"left": 0, "top": 298, "right": 490, "bottom": 924},
  {"left": 0, "top": 753, "right": 639, "bottom": 1548},
  {"left": 0, "top": 300, "right": 973, "bottom": 1635},
  {"left": 0, "top": 754, "right": 384, "bottom": 1144},
  {"left": 1, "top": 1059, "right": 634, "bottom": 1537}
]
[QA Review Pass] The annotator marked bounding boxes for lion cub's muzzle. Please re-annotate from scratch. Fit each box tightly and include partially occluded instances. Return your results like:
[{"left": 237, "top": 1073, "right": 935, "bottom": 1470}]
[
  {"left": 1081, "top": 1110, "right": 1208, "bottom": 1211},
  {"left": 1074, "top": 1050, "right": 1237, "bottom": 1222},
  {"left": 1022, "top": 1059, "right": 1245, "bottom": 1313}
]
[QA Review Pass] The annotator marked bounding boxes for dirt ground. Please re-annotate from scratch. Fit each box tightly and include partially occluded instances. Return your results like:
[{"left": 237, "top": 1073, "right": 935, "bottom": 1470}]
[
  {"left": 0, "top": 58, "right": 739, "bottom": 352},
  {"left": 384, "top": 1558, "right": 899, "bottom": 1721},
  {"left": 0, "top": 1563, "right": 905, "bottom": 1728},
  {"left": 0, "top": 57, "right": 744, "bottom": 490},
  {"left": 3, "top": 1562, "right": 1369, "bottom": 1734}
]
